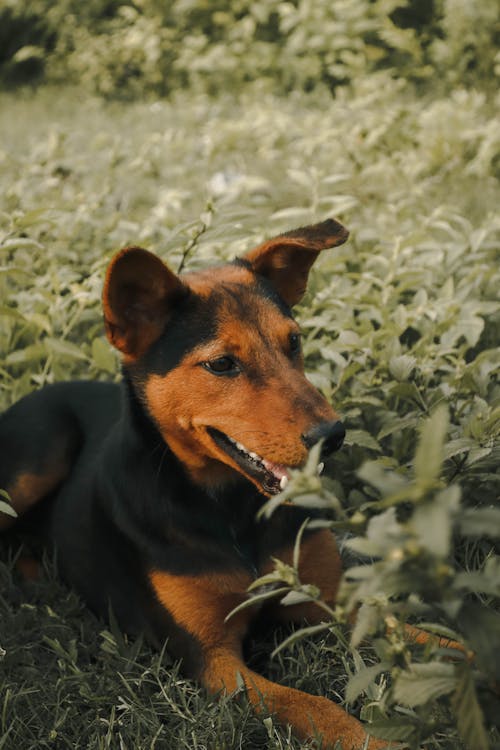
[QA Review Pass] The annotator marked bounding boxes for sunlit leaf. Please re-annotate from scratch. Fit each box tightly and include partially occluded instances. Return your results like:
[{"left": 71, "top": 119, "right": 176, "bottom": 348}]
[
  {"left": 346, "top": 661, "right": 390, "bottom": 703},
  {"left": 0, "top": 500, "right": 17, "bottom": 518},
  {"left": 412, "top": 485, "right": 460, "bottom": 558},
  {"left": 459, "top": 507, "right": 500, "bottom": 538},
  {"left": 92, "top": 337, "right": 117, "bottom": 374},
  {"left": 414, "top": 405, "right": 449, "bottom": 486},
  {"left": 345, "top": 430, "right": 382, "bottom": 452},
  {"left": 452, "top": 666, "right": 490, "bottom": 750},
  {"left": 393, "top": 662, "right": 457, "bottom": 706}
]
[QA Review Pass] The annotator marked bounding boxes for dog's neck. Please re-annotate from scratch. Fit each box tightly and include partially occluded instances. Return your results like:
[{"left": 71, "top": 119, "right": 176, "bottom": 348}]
[
  {"left": 121, "top": 370, "right": 166, "bottom": 452},
  {"left": 97, "top": 374, "right": 264, "bottom": 571}
]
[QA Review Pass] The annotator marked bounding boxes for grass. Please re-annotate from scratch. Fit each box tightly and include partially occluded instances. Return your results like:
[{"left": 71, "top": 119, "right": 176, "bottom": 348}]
[
  {"left": 1, "top": 549, "right": 365, "bottom": 749},
  {"left": 0, "top": 78, "right": 499, "bottom": 749}
]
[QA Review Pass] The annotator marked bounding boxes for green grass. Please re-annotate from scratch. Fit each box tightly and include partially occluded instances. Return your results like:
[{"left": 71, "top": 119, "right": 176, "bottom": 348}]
[{"left": 0, "top": 79, "right": 499, "bottom": 749}]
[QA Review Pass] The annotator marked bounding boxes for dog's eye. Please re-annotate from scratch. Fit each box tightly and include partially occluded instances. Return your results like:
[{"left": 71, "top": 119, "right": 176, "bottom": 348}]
[
  {"left": 289, "top": 333, "right": 301, "bottom": 356},
  {"left": 203, "top": 356, "right": 240, "bottom": 376}
]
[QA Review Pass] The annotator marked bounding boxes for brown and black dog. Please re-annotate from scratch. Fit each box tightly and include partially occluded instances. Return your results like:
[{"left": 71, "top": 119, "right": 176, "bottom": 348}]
[{"left": 0, "top": 219, "right": 388, "bottom": 749}]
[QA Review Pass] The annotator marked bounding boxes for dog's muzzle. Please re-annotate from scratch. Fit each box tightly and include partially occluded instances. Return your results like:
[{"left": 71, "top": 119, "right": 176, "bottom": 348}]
[{"left": 301, "top": 420, "right": 346, "bottom": 458}]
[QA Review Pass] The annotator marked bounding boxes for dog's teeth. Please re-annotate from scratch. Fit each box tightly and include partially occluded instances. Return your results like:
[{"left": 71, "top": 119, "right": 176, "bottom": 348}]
[
  {"left": 226, "top": 435, "right": 263, "bottom": 463},
  {"left": 279, "top": 476, "right": 288, "bottom": 491},
  {"left": 317, "top": 462, "right": 324, "bottom": 476}
]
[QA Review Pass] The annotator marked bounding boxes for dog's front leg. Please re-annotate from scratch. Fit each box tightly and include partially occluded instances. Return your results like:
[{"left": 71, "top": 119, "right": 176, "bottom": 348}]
[
  {"left": 202, "top": 645, "right": 386, "bottom": 750},
  {"left": 264, "top": 528, "right": 343, "bottom": 625},
  {"left": 149, "top": 567, "right": 386, "bottom": 750}
]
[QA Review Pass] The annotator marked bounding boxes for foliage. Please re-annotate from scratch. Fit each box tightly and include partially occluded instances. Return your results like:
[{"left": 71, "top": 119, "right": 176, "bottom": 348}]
[
  {"left": 0, "top": 0, "right": 499, "bottom": 96},
  {"left": 0, "top": 27, "right": 499, "bottom": 750},
  {"left": 255, "top": 406, "right": 500, "bottom": 749}
]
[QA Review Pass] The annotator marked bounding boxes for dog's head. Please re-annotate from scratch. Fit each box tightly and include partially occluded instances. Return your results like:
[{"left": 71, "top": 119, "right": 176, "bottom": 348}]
[{"left": 102, "top": 219, "right": 348, "bottom": 496}]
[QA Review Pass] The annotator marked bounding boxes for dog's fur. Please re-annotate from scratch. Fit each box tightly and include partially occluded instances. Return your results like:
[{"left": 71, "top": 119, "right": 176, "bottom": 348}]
[{"left": 0, "top": 219, "right": 388, "bottom": 749}]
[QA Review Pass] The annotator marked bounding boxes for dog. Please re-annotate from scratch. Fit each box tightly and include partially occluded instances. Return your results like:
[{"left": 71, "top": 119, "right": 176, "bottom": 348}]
[{"left": 0, "top": 219, "right": 388, "bottom": 749}]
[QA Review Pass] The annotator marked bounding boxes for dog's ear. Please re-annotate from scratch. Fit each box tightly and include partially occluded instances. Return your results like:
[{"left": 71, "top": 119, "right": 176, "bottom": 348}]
[
  {"left": 102, "top": 247, "right": 188, "bottom": 360},
  {"left": 243, "top": 218, "right": 349, "bottom": 306}
]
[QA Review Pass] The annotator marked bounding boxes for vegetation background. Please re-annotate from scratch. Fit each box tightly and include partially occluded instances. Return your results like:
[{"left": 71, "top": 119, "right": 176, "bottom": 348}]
[{"left": 0, "top": 1, "right": 499, "bottom": 748}]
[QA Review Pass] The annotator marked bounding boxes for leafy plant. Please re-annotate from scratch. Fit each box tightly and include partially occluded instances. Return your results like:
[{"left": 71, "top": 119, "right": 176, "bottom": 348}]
[
  {"left": 1, "top": 0, "right": 499, "bottom": 95},
  {"left": 0, "top": 13, "right": 499, "bottom": 746},
  {"left": 251, "top": 407, "right": 500, "bottom": 749}
]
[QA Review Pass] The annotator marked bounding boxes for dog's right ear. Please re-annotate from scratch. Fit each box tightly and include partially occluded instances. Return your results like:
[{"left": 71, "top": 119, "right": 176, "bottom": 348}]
[
  {"left": 102, "top": 247, "right": 188, "bottom": 360},
  {"left": 243, "top": 218, "right": 349, "bottom": 307}
]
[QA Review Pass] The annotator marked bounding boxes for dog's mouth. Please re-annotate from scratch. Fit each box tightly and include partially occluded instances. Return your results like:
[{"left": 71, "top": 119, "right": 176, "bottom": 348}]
[{"left": 207, "top": 428, "right": 291, "bottom": 495}]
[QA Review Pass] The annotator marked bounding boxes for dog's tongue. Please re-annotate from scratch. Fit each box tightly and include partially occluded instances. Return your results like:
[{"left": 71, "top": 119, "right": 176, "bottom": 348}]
[{"left": 262, "top": 459, "right": 290, "bottom": 489}]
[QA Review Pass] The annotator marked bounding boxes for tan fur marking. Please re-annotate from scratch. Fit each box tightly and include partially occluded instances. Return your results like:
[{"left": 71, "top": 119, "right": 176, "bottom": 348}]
[
  {"left": 183, "top": 264, "right": 256, "bottom": 295},
  {"left": 15, "top": 556, "right": 42, "bottom": 581},
  {"left": 149, "top": 570, "right": 254, "bottom": 649},
  {"left": 401, "top": 623, "right": 470, "bottom": 656},
  {"left": 0, "top": 471, "right": 62, "bottom": 530},
  {"left": 263, "top": 529, "right": 343, "bottom": 624},
  {"left": 204, "top": 648, "right": 385, "bottom": 750}
]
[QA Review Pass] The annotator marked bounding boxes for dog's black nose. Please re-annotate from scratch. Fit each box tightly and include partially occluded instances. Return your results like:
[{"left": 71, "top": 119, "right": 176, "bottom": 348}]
[{"left": 302, "top": 420, "right": 346, "bottom": 457}]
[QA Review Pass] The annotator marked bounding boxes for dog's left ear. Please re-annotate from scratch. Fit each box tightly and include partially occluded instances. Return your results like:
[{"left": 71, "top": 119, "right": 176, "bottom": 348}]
[
  {"left": 102, "top": 246, "right": 188, "bottom": 360},
  {"left": 243, "top": 218, "right": 349, "bottom": 306}
]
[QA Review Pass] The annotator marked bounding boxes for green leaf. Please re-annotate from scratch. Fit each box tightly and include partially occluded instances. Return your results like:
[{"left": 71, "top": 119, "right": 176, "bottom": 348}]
[
  {"left": 225, "top": 587, "right": 290, "bottom": 622},
  {"left": 270, "top": 622, "right": 330, "bottom": 658},
  {"left": 0, "top": 500, "right": 17, "bottom": 518},
  {"left": 0, "top": 305, "right": 25, "bottom": 321},
  {"left": 377, "top": 413, "right": 419, "bottom": 440},
  {"left": 465, "top": 446, "right": 492, "bottom": 467},
  {"left": 45, "top": 337, "right": 89, "bottom": 361},
  {"left": 280, "top": 588, "right": 319, "bottom": 607},
  {"left": 345, "top": 429, "right": 381, "bottom": 452},
  {"left": 393, "top": 662, "right": 457, "bottom": 706},
  {"left": 389, "top": 354, "right": 416, "bottom": 381},
  {"left": 5, "top": 342, "right": 47, "bottom": 365},
  {"left": 12, "top": 45, "right": 45, "bottom": 63},
  {"left": 346, "top": 661, "right": 390, "bottom": 703},
  {"left": 0, "top": 237, "right": 43, "bottom": 251},
  {"left": 452, "top": 665, "right": 490, "bottom": 750},
  {"left": 351, "top": 603, "right": 380, "bottom": 648},
  {"left": 357, "top": 461, "right": 408, "bottom": 496},
  {"left": 24, "top": 312, "right": 52, "bottom": 334},
  {"left": 411, "top": 485, "right": 460, "bottom": 558},
  {"left": 293, "top": 517, "right": 310, "bottom": 572},
  {"left": 454, "top": 569, "right": 500, "bottom": 598},
  {"left": 270, "top": 207, "right": 313, "bottom": 222},
  {"left": 92, "top": 337, "right": 117, "bottom": 373},
  {"left": 366, "top": 507, "right": 403, "bottom": 545},
  {"left": 443, "top": 437, "right": 476, "bottom": 460},
  {"left": 414, "top": 405, "right": 449, "bottom": 486},
  {"left": 459, "top": 507, "right": 500, "bottom": 538},
  {"left": 390, "top": 382, "right": 425, "bottom": 408},
  {"left": 441, "top": 313, "right": 484, "bottom": 348},
  {"left": 459, "top": 602, "right": 500, "bottom": 679},
  {"left": 364, "top": 716, "right": 419, "bottom": 742}
]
